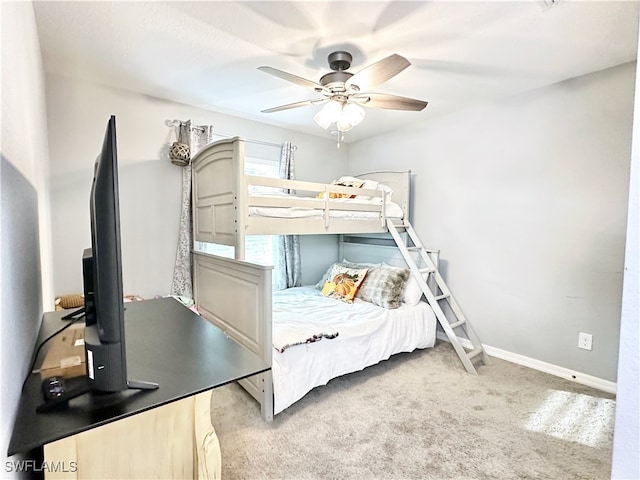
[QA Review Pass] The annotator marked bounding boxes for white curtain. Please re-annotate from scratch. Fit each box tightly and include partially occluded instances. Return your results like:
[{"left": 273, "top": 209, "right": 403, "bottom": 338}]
[
  {"left": 170, "top": 121, "right": 214, "bottom": 298},
  {"left": 274, "top": 142, "right": 302, "bottom": 290}
]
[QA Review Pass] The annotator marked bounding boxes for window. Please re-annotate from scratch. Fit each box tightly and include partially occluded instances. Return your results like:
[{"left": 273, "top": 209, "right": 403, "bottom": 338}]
[{"left": 194, "top": 155, "right": 284, "bottom": 289}]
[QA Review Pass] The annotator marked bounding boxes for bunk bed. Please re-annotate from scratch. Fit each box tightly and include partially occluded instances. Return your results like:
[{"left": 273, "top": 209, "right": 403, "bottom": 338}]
[
  {"left": 191, "top": 137, "right": 411, "bottom": 253},
  {"left": 191, "top": 137, "right": 439, "bottom": 421}
]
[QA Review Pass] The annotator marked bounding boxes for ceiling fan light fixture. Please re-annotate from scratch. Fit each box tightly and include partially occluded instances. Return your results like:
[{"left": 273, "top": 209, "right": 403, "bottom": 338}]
[
  {"left": 314, "top": 100, "right": 366, "bottom": 133},
  {"left": 313, "top": 111, "right": 331, "bottom": 130},
  {"left": 342, "top": 103, "right": 365, "bottom": 127},
  {"left": 336, "top": 118, "right": 354, "bottom": 132},
  {"left": 314, "top": 100, "right": 342, "bottom": 130}
]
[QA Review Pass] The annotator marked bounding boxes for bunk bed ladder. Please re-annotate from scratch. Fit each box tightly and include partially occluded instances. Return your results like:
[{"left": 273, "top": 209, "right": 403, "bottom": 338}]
[{"left": 386, "top": 220, "right": 491, "bottom": 375}]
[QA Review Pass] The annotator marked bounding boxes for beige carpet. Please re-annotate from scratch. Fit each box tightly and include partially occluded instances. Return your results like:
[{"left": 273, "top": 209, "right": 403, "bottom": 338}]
[{"left": 210, "top": 341, "right": 615, "bottom": 480}]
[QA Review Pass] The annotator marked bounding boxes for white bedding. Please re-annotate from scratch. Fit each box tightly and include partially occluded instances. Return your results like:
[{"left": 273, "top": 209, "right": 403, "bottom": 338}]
[
  {"left": 249, "top": 194, "right": 404, "bottom": 219},
  {"left": 271, "top": 286, "right": 437, "bottom": 415}
]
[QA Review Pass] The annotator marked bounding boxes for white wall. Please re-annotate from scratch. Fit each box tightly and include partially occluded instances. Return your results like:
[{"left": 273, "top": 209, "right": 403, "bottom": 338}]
[
  {"left": 611, "top": 40, "right": 640, "bottom": 479},
  {"left": 348, "top": 63, "right": 635, "bottom": 382},
  {"left": 45, "top": 74, "right": 347, "bottom": 298},
  {"left": 1, "top": 0, "right": 53, "bottom": 471}
]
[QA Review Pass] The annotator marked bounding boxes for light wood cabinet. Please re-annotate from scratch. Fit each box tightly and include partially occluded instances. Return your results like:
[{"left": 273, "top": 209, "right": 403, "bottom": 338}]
[{"left": 44, "top": 391, "right": 220, "bottom": 479}]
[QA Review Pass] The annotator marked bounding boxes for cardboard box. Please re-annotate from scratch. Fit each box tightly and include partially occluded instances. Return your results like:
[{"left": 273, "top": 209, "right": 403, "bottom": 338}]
[{"left": 40, "top": 323, "right": 87, "bottom": 379}]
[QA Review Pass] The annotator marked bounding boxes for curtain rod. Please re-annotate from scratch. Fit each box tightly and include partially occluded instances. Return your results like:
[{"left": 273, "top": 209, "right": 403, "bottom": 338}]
[
  {"left": 212, "top": 131, "right": 295, "bottom": 150},
  {"left": 166, "top": 119, "right": 296, "bottom": 150},
  {"left": 166, "top": 119, "right": 202, "bottom": 130}
]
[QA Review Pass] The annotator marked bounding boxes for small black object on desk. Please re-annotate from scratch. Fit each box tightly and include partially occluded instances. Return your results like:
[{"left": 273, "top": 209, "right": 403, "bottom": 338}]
[
  {"left": 36, "top": 375, "right": 159, "bottom": 414},
  {"left": 37, "top": 376, "right": 94, "bottom": 413},
  {"left": 37, "top": 366, "right": 159, "bottom": 413},
  {"left": 8, "top": 297, "right": 270, "bottom": 457},
  {"left": 40, "top": 376, "right": 66, "bottom": 402}
]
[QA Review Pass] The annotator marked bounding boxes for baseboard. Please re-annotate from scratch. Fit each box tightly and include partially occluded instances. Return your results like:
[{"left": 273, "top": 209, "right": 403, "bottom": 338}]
[{"left": 436, "top": 332, "right": 617, "bottom": 394}]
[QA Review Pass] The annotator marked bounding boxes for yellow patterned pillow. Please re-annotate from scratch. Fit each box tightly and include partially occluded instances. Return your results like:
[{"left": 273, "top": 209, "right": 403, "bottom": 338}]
[{"left": 321, "top": 265, "right": 369, "bottom": 303}]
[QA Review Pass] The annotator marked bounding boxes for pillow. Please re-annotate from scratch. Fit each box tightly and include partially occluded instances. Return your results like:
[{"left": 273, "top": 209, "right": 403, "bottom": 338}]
[
  {"left": 402, "top": 272, "right": 429, "bottom": 306},
  {"left": 376, "top": 183, "right": 393, "bottom": 203},
  {"left": 316, "top": 178, "right": 365, "bottom": 199},
  {"left": 338, "top": 176, "right": 379, "bottom": 200},
  {"left": 315, "top": 262, "right": 340, "bottom": 290},
  {"left": 321, "top": 264, "right": 369, "bottom": 303},
  {"left": 331, "top": 179, "right": 364, "bottom": 198},
  {"left": 342, "top": 258, "right": 381, "bottom": 268},
  {"left": 314, "top": 260, "right": 380, "bottom": 290},
  {"left": 356, "top": 266, "right": 410, "bottom": 309}
]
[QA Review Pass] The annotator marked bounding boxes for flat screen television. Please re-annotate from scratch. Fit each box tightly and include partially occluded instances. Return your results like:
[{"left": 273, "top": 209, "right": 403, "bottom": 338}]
[{"left": 38, "top": 116, "right": 157, "bottom": 412}]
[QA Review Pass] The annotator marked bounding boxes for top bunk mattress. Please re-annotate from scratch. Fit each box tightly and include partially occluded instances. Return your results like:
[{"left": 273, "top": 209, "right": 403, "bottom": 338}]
[{"left": 249, "top": 193, "right": 404, "bottom": 220}]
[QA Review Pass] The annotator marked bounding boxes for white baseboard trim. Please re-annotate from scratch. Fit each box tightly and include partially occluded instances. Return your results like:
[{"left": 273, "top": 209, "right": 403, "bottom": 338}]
[{"left": 436, "top": 332, "right": 617, "bottom": 394}]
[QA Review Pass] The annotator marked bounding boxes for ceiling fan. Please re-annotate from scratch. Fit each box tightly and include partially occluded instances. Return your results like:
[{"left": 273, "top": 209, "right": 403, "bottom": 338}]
[{"left": 258, "top": 51, "right": 428, "bottom": 134}]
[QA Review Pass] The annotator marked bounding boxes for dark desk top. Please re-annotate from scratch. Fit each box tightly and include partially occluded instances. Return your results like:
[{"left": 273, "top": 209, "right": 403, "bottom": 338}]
[{"left": 8, "top": 297, "right": 269, "bottom": 456}]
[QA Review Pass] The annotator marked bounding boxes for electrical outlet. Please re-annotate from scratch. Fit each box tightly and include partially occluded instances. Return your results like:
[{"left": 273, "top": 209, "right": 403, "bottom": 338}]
[{"left": 578, "top": 332, "right": 593, "bottom": 351}]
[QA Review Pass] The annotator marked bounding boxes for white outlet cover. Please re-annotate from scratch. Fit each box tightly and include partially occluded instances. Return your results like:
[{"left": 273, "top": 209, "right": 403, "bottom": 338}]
[{"left": 578, "top": 332, "right": 593, "bottom": 351}]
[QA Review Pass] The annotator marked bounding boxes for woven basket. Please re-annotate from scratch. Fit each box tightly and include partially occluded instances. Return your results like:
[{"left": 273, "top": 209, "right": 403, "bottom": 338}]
[{"left": 55, "top": 294, "right": 84, "bottom": 310}]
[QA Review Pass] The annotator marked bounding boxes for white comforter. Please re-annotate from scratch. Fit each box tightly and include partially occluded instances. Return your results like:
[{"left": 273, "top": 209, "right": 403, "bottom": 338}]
[{"left": 271, "top": 286, "right": 437, "bottom": 415}]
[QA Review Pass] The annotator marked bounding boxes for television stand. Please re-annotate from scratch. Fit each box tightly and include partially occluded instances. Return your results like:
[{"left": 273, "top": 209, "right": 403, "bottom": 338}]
[
  {"left": 9, "top": 298, "right": 270, "bottom": 479},
  {"left": 36, "top": 377, "right": 159, "bottom": 413}
]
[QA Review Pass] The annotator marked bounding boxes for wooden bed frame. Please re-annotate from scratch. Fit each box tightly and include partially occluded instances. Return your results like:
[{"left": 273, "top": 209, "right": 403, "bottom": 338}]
[
  {"left": 191, "top": 137, "right": 419, "bottom": 421},
  {"left": 193, "top": 252, "right": 275, "bottom": 421},
  {"left": 192, "top": 245, "right": 434, "bottom": 422}
]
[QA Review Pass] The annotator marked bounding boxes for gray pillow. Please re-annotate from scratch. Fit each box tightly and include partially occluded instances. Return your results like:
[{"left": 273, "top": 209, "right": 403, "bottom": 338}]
[{"left": 356, "top": 266, "right": 410, "bottom": 309}]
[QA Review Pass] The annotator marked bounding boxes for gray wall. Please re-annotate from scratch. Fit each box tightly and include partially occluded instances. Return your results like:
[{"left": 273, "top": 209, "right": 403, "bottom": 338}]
[
  {"left": 1, "top": 1, "right": 53, "bottom": 474},
  {"left": 46, "top": 64, "right": 634, "bottom": 383},
  {"left": 348, "top": 63, "right": 635, "bottom": 382},
  {"left": 45, "top": 74, "right": 346, "bottom": 299}
]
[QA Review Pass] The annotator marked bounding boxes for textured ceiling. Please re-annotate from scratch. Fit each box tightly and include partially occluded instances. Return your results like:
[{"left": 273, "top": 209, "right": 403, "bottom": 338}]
[{"left": 33, "top": 1, "right": 639, "bottom": 143}]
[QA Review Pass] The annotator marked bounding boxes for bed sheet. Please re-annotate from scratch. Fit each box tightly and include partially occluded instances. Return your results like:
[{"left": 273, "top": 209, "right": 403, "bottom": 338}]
[{"left": 271, "top": 286, "right": 437, "bottom": 415}]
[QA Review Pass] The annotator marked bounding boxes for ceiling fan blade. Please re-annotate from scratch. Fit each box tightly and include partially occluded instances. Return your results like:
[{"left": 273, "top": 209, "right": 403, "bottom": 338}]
[
  {"left": 351, "top": 93, "right": 428, "bottom": 111},
  {"left": 261, "top": 98, "right": 327, "bottom": 113},
  {"left": 345, "top": 54, "right": 411, "bottom": 91},
  {"left": 258, "top": 66, "right": 326, "bottom": 92}
]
